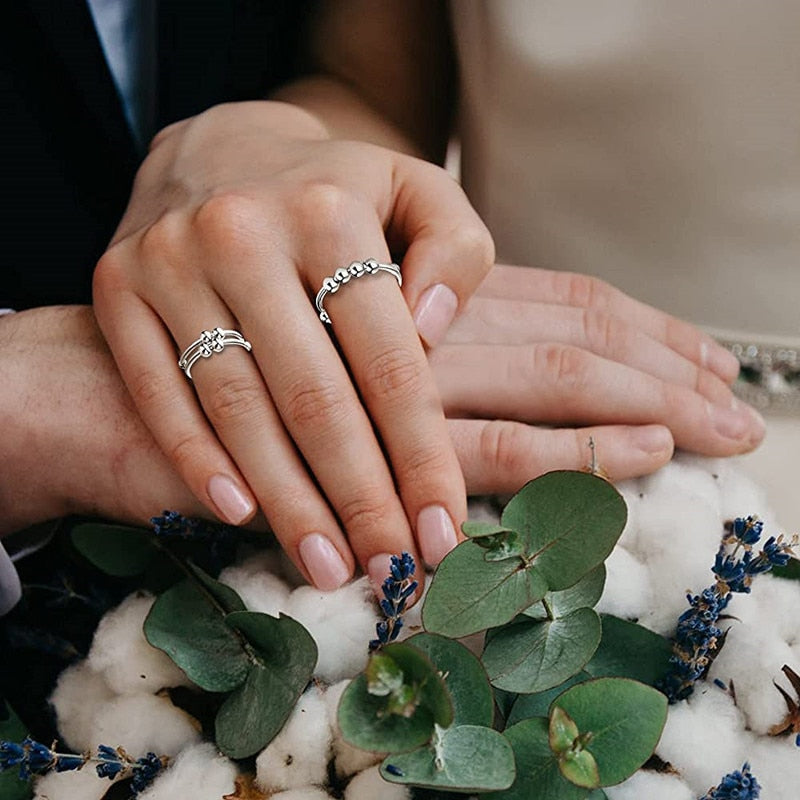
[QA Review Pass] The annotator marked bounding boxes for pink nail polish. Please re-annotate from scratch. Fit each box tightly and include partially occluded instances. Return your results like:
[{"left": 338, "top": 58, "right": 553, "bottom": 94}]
[
  {"left": 417, "top": 505, "right": 457, "bottom": 566},
  {"left": 299, "top": 534, "right": 351, "bottom": 591},
  {"left": 207, "top": 474, "right": 255, "bottom": 525},
  {"left": 413, "top": 284, "right": 458, "bottom": 348}
]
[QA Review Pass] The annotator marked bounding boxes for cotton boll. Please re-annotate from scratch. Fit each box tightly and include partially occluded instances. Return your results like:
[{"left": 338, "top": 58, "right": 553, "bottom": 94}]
[
  {"left": 86, "top": 593, "right": 192, "bottom": 694},
  {"left": 604, "top": 769, "right": 694, "bottom": 800},
  {"left": 89, "top": 693, "right": 200, "bottom": 758},
  {"left": 323, "top": 680, "right": 383, "bottom": 779},
  {"left": 742, "top": 734, "right": 799, "bottom": 800},
  {"left": 744, "top": 573, "right": 800, "bottom": 642},
  {"left": 34, "top": 766, "right": 113, "bottom": 800},
  {"left": 50, "top": 661, "right": 116, "bottom": 751},
  {"left": 596, "top": 544, "right": 652, "bottom": 621},
  {"left": 285, "top": 578, "right": 378, "bottom": 682},
  {"left": 218, "top": 563, "right": 291, "bottom": 616},
  {"left": 657, "top": 688, "right": 749, "bottom": 794},
  {"left": 255, "top": 685, "right": 332, "bottom": 792},
  {"left": 344, "top": 765, "right": 411, "bottom": 800},
  {"left": 136, "top": 743, "right": 238, "bottom": 800},
  {"left": 270, "top": 788, "right": 335, "bottom": 800}
]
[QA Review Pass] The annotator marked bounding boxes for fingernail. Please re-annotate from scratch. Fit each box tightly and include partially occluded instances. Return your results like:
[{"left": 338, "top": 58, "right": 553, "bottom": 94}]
[
  {"left": 207, "top": 474, "right": 255, "bottom": 525},
  {"left": 413, "top": 284, "right": 458, "bottom": 348},
  {"left": 632, "top": 425, "right": 673, "bottom": 455},
  {"left": 417, "top": 505, "right": 458, "bottom": 566},
  {"left": 702, "top": 342, "right": 740, "bottom": 381},
  {"left": 367, "top": 553, "right": 394, "bottom": 596},
  {"left": 299, "top": 534, "right": 351, "bottom": 591},
  {"left": 707, "top": 400, "right": 762, "bottom": 440}
]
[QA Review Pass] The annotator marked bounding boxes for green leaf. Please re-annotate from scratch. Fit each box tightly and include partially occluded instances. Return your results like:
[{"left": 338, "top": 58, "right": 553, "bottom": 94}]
[
  {"left": 549, "top": 706, "right": 579, "bottom": 753},
  {"left": 523, "top": 566, "right": 606, "bottom": 621},
  {"left": 380, "top": 724, "right": 515, "bottom": 793},
  {"left": 553, "top": 678, "right": 668, "bottom": 787},
  {"left": 484, "top": 608, "right": 602, "bottom": 693},
  {"left": 465, "top": 522, "right": 528, "bottom": 562},
  {"left": 500, "top": 472, "right": 627, "bottom": 591},
  {"left": 484, "top": 717, "right": 588, "bottom": 800},
  {"left": 367, "top": 652, "right": 406, "bottom": 696},
  {"left": 559, "top": 748, "right": 600, "bottom": 789},
  {"left": 505, "top": 673, "right": 591, "bottom": 727},
  {"left": 773, "top": 557, "right": 800, "bottom": 582},
  {"left": 144, "top": 576, "right": 249, "bottom": 692},
  {"left": 462, "top": 521, "right": 518, "bottom": 539},
  {"left": 72, "top": 522, "right": 157, "bottom": 576},
  {"left": 214, "top": 611, "right": 317, "bottom": 758},
  {"left": 186, "top": 561, "right": 246, "bottom": 613},
  {"left": 422, "top": 540, "right": 548, "bottom": 638},
  {"left": 337, "top": 643, "right": 454, "bottom": 753},
  {"left": 585, "top": 615, "right": 672, "bottom": 686},
  {"left": 0, "top": 702, "right": 32, "bottom": 800},
  {"left": 406, "top": 633, "right": 494, "bottom": 727}
]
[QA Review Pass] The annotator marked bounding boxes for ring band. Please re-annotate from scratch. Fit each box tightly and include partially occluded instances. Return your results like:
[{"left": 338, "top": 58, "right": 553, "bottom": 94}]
[
  {"left": 315, "top": 259, "right": 402, "bottom": 324},
  {"left": 178, "top": 327, "right": 252, "bottom": 380}
]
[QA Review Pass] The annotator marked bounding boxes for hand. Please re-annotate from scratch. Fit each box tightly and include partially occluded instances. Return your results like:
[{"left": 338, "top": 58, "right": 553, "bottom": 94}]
[
  {"left": 93, "top": 101, "right": 494, "bottom": 590},
  {"left": 0, "top": 306, "right": 210, "bottom": 536},
  {"left": 431, "top": 265, "right": 764, "bottom": 492}
]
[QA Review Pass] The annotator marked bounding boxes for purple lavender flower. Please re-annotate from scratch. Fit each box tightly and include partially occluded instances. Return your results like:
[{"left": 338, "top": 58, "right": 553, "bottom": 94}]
[
  {"left": 369, "top": 552, "right": 418, "bottom": 651},
  {"left": 699, "top": 762, "right": 760, "bottom": 799}
]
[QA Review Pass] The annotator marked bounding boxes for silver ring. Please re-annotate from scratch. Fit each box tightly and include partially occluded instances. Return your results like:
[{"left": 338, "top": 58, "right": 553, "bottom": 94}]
[
  {"left": 315, "top": 259, "right": 402, "bottom": 324},
  {"left": 178, "top": 327, "right": 252, "bottom": 380}
]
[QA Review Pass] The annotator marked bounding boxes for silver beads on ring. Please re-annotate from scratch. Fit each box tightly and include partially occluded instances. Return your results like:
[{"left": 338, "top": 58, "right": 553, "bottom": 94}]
[
  {"left": 178, "top": 327, "right": 252, "bottom": 380},
  {"left": 315, "top": 259, "right": 401, "bottom": 323}
]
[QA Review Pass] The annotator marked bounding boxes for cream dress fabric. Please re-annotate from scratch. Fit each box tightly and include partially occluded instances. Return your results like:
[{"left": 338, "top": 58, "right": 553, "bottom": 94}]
[{"left": 452, "top": 0, "right": 800, "bottom": 528}]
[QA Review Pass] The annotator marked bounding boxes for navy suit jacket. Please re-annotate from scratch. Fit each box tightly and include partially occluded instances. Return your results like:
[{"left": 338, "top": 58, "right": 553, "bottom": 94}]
[{"left": 2, "top": 0, "right": 313, "bottom": 309}]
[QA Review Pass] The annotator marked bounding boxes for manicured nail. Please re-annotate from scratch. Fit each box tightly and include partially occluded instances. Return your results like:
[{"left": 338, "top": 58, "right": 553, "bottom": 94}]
[
  {"left": 632, "top": 425, "right": 673, "bottom": 455},
  {"left": 207, "top": 474, "right": 255, "bottom": 525},
  {"left": 299, "top": 534, "right": 351, "bottom": 591},
  {"left": 413, "top": 284, "right": 458, "bottom": 348},
  {"left": 367, "top": 553, "right": 394, "bottom": 596},
  {"left": 702, "top": 341, "right": 740, "bottom": 382},
  {"left": 417, "top": 505, "right": 458, "bottom": 566},
  {"left": 707, "top": 400, "right": 762, "bottom": 440}
]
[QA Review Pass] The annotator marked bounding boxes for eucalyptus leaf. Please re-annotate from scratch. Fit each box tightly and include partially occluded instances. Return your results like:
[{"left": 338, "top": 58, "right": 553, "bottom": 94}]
[
  {"left": 484, "top": 608, "right": 602, "bottom": 693},
  {"left": 464, "top": 522, "right": 527, "bottom": 562},
  {"left": 0, "top": 702, "right": 32, "bottom": 800},
  {"left": 505, "top": 673, "right": 590, "bottom": 727},
  {"left": 773, "top": 557, "right": 800, "bottom": 582},
  {"left": 422, "top": 540, "right": 548, "bottom": 638},
  {"left": 549, "top": 706, "right": 579, "bottom": 753},
  {"left": 462, "top": 521, "right": 517, "bottom": 539},
  {"left": 501, "top": 471, "right": 626, "bottom": 591},
  {"left": 337, "top": 643, "right": 453, "bottom": 753},
  {"left": 559, "top": 748, "right": 600, "bottom": 789},
  {"left": 523, "top": 566, "right": 606, "bottom": 621},
  {"left": 406, "top": 633, "right": 494, "bottom": 727},
  {"left": 72, "top": 522, "right": 156, "bottom": 577},
  {"left": 185, "top": 561, "right": 246, "bottom": 614},
  {"left": 484, "top": 717, "right": 588, "bottom": 800},
  {"left": 553, "top": 678, "right": 668, "bottom": 787},
  {"left": 585, "top": 615, "right": 672, "bottom": 686},
  {"left": 380, "top": 724, "right": 515, "bottom": 793},
  {"left": 214, "top": 611, "right": 317, "bottom": 759},
  {"left": 144, "top": 577, "right": 249, "bottom": 692}
]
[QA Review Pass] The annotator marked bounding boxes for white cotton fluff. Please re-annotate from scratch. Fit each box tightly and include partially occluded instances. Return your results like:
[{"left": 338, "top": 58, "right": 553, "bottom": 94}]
[
  {"left": 595, "top": 543, "right": 652, "bottom": 621},
  {"left": 323, "top": 680, "right": 383, "bottom": 779},
  {"left": 657, "top": 687, "right": 750, "bottom": 794},
  {"left": 270, "top": 788, "right": 335, "bottom": 800},
  {"left": 284, "top": 578, "right": 378, "bottom": 683},
  {"left": 604, "top": 769, "right": 694, "bottom": 800},
  {"left": 741, "top": 734, "right": 800, "bottom": 800},
  {"left": 343, "top": 765, "right": 411, "bottom": 800},
  {"left": 34, "top": 766, "right": 114, "bottom": 800},
  {"left": 50, "top": 661, "right": 116, "bottom": 751},
  {"left": 218, "top": 562, "right": 291, "bottom": 616},
  {"left": 255, "top": 685, "right": 332, "bottom": 793},
  {"left": 136, "top": 743, "right": 238, "bottom": 800},
  {"left": 89, "top": 693, "right": 200, "bottom": 758},
  {"left": 86, "top": 592, "right": 193, "bottom": 695}
]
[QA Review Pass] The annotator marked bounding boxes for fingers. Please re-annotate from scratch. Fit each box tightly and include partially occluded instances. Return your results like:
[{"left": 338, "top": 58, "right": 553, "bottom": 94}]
[
  {"left": 449, "top": 419, "right": 675, "bottom": 494},
  {"left": 445, "top": 296, "right": 733, "bottom": 405},
  {"left": 381, "top": 152, "right": 495, "bottom": 347},
  {"left": 478, "top": 265, "right": 741, "bottom": 383},
  {"left": 432, "top": 343, "right": 765, "bottom": 456}
]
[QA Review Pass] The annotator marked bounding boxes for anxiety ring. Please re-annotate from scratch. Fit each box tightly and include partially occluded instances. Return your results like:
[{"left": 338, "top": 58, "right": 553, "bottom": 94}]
[
  {"left": 178, "top": 327, "right": 252, "bottom": 379},
  {"left": 315, "top": 259, "right": 402, "bottom": 324}
]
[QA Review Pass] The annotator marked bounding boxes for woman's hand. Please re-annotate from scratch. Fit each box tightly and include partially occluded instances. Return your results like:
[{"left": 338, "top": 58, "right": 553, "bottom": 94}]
[
  {"left": 433, "top": 265, "right": 764, "bottom": 492},
  {"left": 93, "top": 101, "right": 494, "bottom": 590}
]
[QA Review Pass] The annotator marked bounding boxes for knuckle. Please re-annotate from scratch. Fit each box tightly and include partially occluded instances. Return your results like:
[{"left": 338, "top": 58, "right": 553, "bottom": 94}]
[
  {"left": 92, "top": 244, "right": 128, "bottom": 299},
  {"left": 533, "top": 343, "right": 588, "bottom": 394},
  {"left": 292, "top": 181, "right": 356, "bottom": 228},
  {"left": 138, "top": 210, "right": 187, "bottom": 265},
  {"left": 167, "top": 429, "right": 211, "bottom": 474},
  {"left": 479, "top": 420, "right": 531, "bottom": 477},
  {"left": 564, "top": 271, "right": 611, "bottom": 310},
  {"left": 203, "top": 375, "right": 264, "bottom": 424},
  {"left": 581, "top": 308, "right": 618, "bottom": 355},
  {"left": 127, "top": 366, "right": 183, "bottom": 412},
  {"left": 283, "top": 379, "right": 348, "bottom": 430},
  {"left": 192, "top": 193, "right": 262, "bottom": 253},
  {"left": 396, "top": 442, "right": 453, "bottom": 485},
  {"left": 337, "top": 490, "right": 392, "bottom": 534},
  {"left": 362, "top": 347, "right": 426, "bottom": 402},
  {"left": 449, "top": 220, "right": 496, "bottom": 275}
]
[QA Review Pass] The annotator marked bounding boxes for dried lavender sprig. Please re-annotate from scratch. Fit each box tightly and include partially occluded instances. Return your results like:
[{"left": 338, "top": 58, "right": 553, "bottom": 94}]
[
  {"left": 369, "top": 552, "right": 418, "bottom": 651},
  {"left": 698, "top": 761, "right": 760, "bottom": 799},
  {"left": 0, "top": 738, "right": 166, "bottom": 794},
  {"left": 659, "top": 516, "right": 796, "bottom": 703}
]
